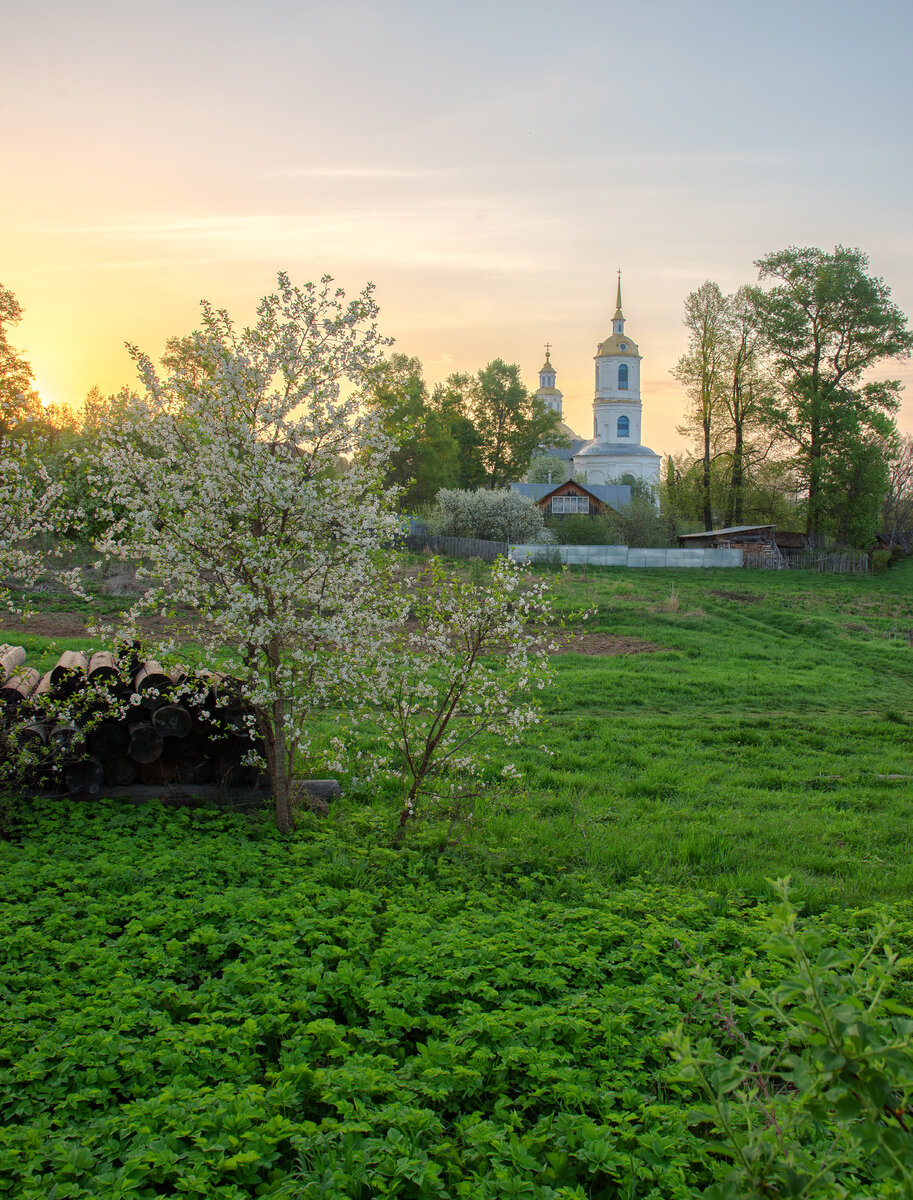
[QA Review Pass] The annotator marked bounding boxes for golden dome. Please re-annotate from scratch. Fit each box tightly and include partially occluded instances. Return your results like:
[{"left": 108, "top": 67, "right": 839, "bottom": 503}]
[{"left": 596, "top": 333, "right": 640, "bottom": 357}]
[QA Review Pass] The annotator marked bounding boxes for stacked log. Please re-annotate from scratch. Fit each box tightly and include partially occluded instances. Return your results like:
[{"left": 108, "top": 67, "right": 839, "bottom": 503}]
[{"left": 0, "top": 645, "right": 268, "bottom": 798}]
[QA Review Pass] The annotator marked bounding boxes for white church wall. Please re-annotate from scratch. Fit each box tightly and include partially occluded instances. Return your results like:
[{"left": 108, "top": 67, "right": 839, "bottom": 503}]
[
  {"left": 574, "top": 457, "right": 662, "bottom": 489},
  {"left": 595, "top": 356, "right": 641, "bottom": 400},
  {"left": 594, "top": 404, "right": 643, "bottom": 444}
]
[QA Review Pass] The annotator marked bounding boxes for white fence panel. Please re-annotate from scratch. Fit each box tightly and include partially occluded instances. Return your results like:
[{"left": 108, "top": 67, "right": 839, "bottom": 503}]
[{"left": 508, "top": 545, "right": 743, "bottom": 568}]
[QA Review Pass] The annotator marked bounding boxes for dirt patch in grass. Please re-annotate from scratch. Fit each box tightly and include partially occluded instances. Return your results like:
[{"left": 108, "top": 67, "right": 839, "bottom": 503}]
[
  {"left": 710, "top": 589, "right": 761, "bottom": 603},
  {"left": 10, "top": 613, "right": 662, "bottom": 660},
  {"left": 6, "top": 611, "right": 178, "bottom": 641},
  {"left": 553, "top": 632, "right": 664, "bottom": 656}
]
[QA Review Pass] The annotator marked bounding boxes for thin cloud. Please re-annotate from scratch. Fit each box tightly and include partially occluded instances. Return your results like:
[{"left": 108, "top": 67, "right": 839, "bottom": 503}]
[
  {"left": 274, "top": 166, "right": 443, "bottom": 179},
  {"left": 26, "top": 210, "right": 550, "bottom": 275}
]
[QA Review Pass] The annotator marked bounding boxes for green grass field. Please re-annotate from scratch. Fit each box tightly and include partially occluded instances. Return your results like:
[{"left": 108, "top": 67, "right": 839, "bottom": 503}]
[
  {"left": 473, "top": 560, "right": 913, "bottom": 910},
  {"left": 2, "top": 561, "right": 912, "bottom": 1197}
]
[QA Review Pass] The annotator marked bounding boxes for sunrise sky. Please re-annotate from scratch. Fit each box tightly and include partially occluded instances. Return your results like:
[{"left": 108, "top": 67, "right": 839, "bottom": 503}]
[{"left": 4, "top": 0, "right": 913, "bottom": 452}]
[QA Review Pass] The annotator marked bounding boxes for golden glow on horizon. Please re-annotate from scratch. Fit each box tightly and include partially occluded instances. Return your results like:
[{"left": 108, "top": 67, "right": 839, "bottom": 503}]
[{"left": 16, "top": 287, "right": 913, "bottom": 451}]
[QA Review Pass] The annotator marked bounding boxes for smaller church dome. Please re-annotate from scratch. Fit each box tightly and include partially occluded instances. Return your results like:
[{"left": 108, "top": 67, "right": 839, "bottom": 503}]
[
  {"left": 539, "top": 359, "right": 554, "bottom": 373},
  {"left": 596, "top": 333, "right": 640, "bottom": 358},
  {"left": 536, "top": 386, "right": 561, "bottom": 397}
]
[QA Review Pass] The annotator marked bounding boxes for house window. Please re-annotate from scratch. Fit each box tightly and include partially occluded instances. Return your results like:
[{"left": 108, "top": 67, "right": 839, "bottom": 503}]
[
  {"left": 551, "top": 494, "right": 590, "bottom": 514},
  {"left": 618, "top": 363, "right": 629, "bottom": 389},
  {"left": 617, "top": 415, "right": 630, "bottom": 438}
]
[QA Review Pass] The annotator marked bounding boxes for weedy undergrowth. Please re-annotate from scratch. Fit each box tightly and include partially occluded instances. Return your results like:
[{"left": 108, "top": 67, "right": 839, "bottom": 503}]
[{"left": 666, "top": 878, "right": 913, "bottom": 1198}]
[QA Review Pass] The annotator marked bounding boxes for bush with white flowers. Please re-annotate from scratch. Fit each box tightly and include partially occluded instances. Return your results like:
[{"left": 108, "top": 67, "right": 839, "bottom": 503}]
[
  {"left": 430, "top": 487, "right": 544, "bottom": 543},
  {"left": 0, "top": 447, "right": 60, "bottom": 611}
]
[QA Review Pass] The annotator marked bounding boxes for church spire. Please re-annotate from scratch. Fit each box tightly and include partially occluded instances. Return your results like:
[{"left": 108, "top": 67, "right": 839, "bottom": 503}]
[
  {"left": 612, "top": 269, "right": 625, "bottom": 336},
  {"left": 613, "top": 269, "right": 624, "bottom": 321}
]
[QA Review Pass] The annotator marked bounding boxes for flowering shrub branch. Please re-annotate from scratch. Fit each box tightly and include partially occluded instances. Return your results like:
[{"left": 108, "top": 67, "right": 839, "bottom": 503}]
[{"left": 357, "top": 556, "right": 559, "bottom": 844}]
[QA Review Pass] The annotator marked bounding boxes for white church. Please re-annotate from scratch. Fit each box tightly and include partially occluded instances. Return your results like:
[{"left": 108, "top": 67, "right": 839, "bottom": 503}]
[{"left": 534, "top": 277, "right": 663, "bottom": 493}]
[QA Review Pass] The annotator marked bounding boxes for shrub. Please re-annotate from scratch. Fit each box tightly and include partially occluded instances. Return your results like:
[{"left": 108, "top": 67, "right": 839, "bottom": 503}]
[
  {"left": 603, "top": 497, "right": 677, "bottom": 548},
  {"left": 548, "top": 501, "right": 676, "bottom": 548},
  {"left": 430, "top": 488, "right": 544, "bottom": 543},
  {"left": 872, "top": 546, "right": 892, "bottom": 573},
  {"left": 358, "top": 555, "right": 557, "bottom": 842},
  {"left": 547, "top": 513, "right": 611, "bottom": 545}
]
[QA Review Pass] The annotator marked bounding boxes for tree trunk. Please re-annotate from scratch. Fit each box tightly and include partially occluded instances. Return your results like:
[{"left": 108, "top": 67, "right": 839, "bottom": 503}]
[
  {"left": 807, "top": 412, "right": 823, "bottom": 547},
  {"left": 702, "top": 416, "right": 713, "bottom": 531},
  {"left": 392, "top": 780, "right": 420, "bottom": 847},
  {"left": 257, "top": 679, "right": 294, "bottom": 833},
  {"left": 392, "top": 802, "right": 413, "bottom": 846},
  {"left": 730, "top": 420, "right": 744, "bottom": 526}
]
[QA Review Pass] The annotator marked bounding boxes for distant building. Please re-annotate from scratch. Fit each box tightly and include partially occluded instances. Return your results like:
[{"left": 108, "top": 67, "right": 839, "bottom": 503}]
[
  {"left": 678, "top": 524, "right": 783, "bottom": 568},
  {"left": 511, "top": 479, "right": 631, "bottom": 517},
  {"left": 534, "top": 276, "right": 663, "bottom": 495}
]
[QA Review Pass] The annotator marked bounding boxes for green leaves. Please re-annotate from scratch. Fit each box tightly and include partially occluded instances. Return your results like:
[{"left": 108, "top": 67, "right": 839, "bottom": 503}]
[
  {"left": 667, "top": 879, "right": 913, "bottom": 1199},
  {"left": 0, "top": 796, "right": 773, "bottom": 1198}
]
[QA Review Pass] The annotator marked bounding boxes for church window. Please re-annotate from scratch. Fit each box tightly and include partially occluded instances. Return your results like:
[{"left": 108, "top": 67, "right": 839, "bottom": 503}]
[
  {"left": 551, "top": 494, "right": 590, "bottom": 514},
  {"left": 617, "top": 415, "right": 630, "bottom": 438},
  {"left": 618, "top": 364, "right": 629, "bottom": 389}
]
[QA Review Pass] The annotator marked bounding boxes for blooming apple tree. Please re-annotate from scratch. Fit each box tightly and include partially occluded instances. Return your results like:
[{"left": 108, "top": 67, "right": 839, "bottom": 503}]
[
  {"left": 0, "top": 283, "right": 65, "bottom": 611},
  {"left": 0, "top": 449, "right": 61, "bottom": 613},
  {"left": 93, "top": 273, "right": 400, "bottom": 832},
  {"left": 354, "top": 555, "right": 559, "bottom": 843}
]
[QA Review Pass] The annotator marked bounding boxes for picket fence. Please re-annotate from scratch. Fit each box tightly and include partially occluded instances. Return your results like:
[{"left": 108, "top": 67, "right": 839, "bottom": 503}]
[
  {"left": 403, "top": 533, "right": 509, "bottom": 562},
  {"left": 783, "top": 551, "right": 870, "bottom": 575}
]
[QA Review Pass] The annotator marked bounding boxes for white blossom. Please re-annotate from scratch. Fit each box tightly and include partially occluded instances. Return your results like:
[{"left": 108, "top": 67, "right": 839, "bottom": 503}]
[{"left": 91, "top": 272, "right": 399, "bottom": 832}]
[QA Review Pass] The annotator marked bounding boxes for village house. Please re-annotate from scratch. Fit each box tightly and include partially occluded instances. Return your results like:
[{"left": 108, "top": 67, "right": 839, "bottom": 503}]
[{"left": 511, "top": 478, "right": 630, "bottom": 517}]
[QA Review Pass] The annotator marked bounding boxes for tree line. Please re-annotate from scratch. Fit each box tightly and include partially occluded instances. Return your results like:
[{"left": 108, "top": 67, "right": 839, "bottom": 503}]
[
  {"left": 364, "top": 354, "right": 568, "bottom": 507},
  {"left": 668, "top": 246, "right": 913, "bottom": 546},
  {"left": 4, "top": 245, "right": 913, "bottom": 552}
]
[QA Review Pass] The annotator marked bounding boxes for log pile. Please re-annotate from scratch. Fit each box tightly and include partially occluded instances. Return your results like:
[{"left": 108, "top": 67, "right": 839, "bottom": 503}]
[{"left": 0, "top": 643, "right": 268, "bottom": 798}]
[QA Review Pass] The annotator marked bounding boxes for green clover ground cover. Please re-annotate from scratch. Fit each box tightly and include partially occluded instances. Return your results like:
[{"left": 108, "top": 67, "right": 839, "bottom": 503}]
[{"left": 3, "top": 800, "right": 911, "bottom": 1199}]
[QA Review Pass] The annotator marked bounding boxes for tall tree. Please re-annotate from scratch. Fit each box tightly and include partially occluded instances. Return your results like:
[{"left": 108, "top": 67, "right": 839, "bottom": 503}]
[
  {"left": 94, "top": 273, "right": 400, "bottom": 833},
  {"left": 366, "top": 353, "right": 461, "bottom": 508},
  {"left": 469, "top": 359, "right": 566, "bottom": 489},
  {"left": 882, "top": 434, "right": 913, "bottom": 543},
  {"left": 717, "top": 287, "right": 776, "bottom": 526},
  {"left": 429, "top": 374, "right": 487, "bottom": 490},
  {"left": 749, "top": 246, "right": 913, "bottom": 544},
  {"left": 671, "top": 282, "right": 729, "bottom": 530},
  {"left": 0, "top": 283, "right": 42, "bottom": 446}
]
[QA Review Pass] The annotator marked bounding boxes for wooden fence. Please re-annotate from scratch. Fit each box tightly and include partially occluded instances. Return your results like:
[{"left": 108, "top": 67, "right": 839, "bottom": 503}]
[
  {"left": 783, "top": 550, "right": 869, "bottom": 574},
  {"left": 403, "top": 534, "right": 509, "bottom": 561}
]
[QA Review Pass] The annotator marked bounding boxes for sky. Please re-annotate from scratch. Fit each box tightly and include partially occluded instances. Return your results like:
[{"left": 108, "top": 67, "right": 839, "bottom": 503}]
[{"left": 4, "top": 0, "right": 913, "bottom": 454}]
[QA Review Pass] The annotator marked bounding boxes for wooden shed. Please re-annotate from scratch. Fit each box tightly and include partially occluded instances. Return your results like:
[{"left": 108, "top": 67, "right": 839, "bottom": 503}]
[{"left": 678, "top": 524, "right": 783, "bottom": 568}]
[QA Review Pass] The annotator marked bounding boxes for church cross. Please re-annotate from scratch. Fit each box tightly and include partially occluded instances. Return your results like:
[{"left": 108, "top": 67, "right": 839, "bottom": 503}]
[{"left": 544, "top": 341, "right": 552, "bottom": 359}]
